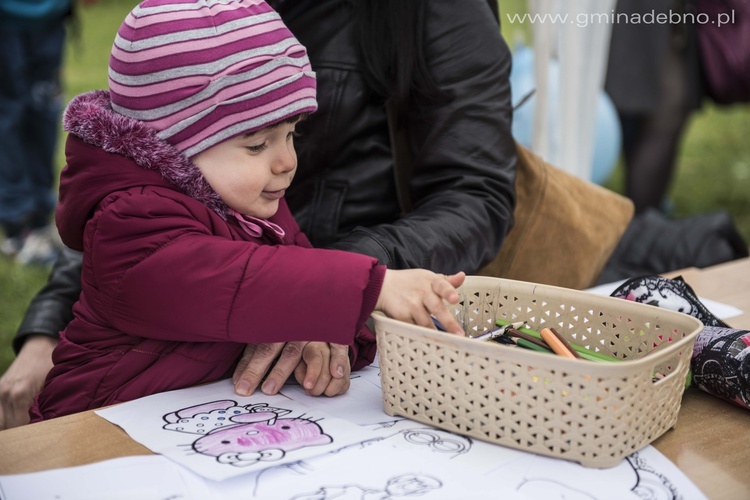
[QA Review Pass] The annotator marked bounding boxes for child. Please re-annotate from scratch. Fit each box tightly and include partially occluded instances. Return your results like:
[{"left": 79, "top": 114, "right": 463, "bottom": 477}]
[{"left": 30, "top": 0, "right": 465, "bottom": 422}]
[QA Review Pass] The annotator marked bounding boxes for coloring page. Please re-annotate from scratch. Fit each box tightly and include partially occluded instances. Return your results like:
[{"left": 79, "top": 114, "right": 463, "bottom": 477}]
[
  {"left": 96, "top": 379, "right": 365, "bottom": 481},
  {"left": 195, "top": 416, "right": 527, "bottom": 498},
  {"left": 198, "top": 438, "right": 524, "bottom": 500},
  {"left": 280, "top": 361, "right": 391, "bottom": 425},
  {"left": 278, "top": 367, "right": 709, "bottom": 500},
  {"left": 0, "top": 455, "right": 210, "bottom": 500},
  {"left": 358, "top": 418, "right": 529, "bottom": 473},
  {"left": 91, "top": 364, "right": 707, "bottom": 497},
  {"left": 484, "top": 445, "right": 707, "bottom": 500}
]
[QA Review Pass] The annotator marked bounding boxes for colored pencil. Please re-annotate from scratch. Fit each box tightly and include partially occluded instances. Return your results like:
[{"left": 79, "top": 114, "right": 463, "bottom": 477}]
[
  {"left": 540, "top": 327, "right": 578, "bottom": 358},
  {"left": 550, "top": 327, "right": 583, "bottom": 359},
  {"left": 495, "top": 319, "right": 620, "bottom": 362}
]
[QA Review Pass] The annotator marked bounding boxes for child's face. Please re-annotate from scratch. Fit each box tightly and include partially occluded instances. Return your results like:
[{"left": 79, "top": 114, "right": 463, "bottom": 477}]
[{"left": 192, "top": 121, "right": 298, "bottom": 219}]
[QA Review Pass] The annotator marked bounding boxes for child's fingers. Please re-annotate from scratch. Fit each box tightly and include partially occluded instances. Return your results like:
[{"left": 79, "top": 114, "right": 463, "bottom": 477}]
[
  {"left": 308, "top": 371, "right": 333, "bottom": 396},
  {"left": 433, "top": 307, "right": 464, "bottom": 335},
  {"left": 446, "top": 271, "right": 466, "bottom": 290},
  {"left": 431, "top": 275, "right": 460, "bottom": 304},
  {"left": 301, "top": 344, "right": 327, "bottom": 392},
  {"left": 412, "top": 308, "right": 436, "bottom": 332},
  {"left": 426, "top": 274, "right": 463, "bottom": 334},
  {"left": 324, "top": 376, "right": 351, "bottom": 396},
  {"left": 302, "top": 343, "right": 334, "bottom": 396},
  {"left": 423, "top": 288, "right": 464, "bottom": 336},
  {"left": 321, "top": 374, "right": 350, "bottom": 397}
]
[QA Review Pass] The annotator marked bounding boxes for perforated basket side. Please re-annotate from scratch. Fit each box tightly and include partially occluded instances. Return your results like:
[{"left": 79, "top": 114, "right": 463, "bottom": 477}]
[{"left": 373, "top": 276, "right": 703, "bottom": 468}]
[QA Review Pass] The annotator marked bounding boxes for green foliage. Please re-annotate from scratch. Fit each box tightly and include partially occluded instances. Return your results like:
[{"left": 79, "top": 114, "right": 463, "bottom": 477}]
[
  {"left": 605, "top": 103, "right": 750, "bottom": 243},
  {"left": 0, "top": 261, "right": 49, "bottom": 374},
  {"left": 1, "top": 0, "right": 748, "bottom": 376}
]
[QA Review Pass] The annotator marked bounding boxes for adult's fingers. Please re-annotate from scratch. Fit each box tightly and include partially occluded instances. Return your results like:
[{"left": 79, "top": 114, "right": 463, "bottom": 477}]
[
  {"left": 0, "top": 401, "right": 31, "bottom": 430},
  {"left": 0, "top": 373, "right": 35, "bottom": 430},
  {"left": 260, "top": 341, "right": 307, "bottom": 395},
  {"left": 328, "top": 344, "right": 350, "bottom": 379},
  {"left": 0, "top": 338, "right": 55, "bottom": 429},
  {"left": 233, "top": 342, "right": 284, "bottom": 396}
]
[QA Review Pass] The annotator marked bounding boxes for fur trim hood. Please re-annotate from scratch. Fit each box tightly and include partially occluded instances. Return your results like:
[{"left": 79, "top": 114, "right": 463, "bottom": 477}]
[{"left": 62, "top": 90, "right": 229, "bottom": 219}]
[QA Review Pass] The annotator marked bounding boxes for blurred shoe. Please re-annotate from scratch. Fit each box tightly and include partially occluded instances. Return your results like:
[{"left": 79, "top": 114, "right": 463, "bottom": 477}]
[
  {"left": 0, "top": 236, "right": 23, "bottom": 259},
  {"left": 15, "top": 226, "right": 62, "bottom": 266}
]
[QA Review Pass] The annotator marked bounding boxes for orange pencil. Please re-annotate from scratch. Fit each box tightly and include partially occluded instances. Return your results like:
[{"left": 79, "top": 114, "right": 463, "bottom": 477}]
[
  {"left": 550, "top": 327, "right": 583, "bottom": 359},
  {"left": 540, "top": 327, "right": 577, "bottom": 359}
]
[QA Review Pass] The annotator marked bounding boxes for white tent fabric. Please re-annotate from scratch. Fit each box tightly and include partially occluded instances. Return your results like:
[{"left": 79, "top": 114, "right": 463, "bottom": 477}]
[{"left": 529, "top": 0, "right": 617, "bottom": 180}]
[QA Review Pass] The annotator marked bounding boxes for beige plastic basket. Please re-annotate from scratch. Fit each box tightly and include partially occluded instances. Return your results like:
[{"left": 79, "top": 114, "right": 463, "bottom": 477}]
[{"left": 373, "top": 276, "right": 703, "bottom": 468}]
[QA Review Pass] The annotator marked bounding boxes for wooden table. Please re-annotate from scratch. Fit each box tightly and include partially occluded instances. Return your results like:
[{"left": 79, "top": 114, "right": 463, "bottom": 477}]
[
  {"left": 1, "top": 258, "right": 749, "bottom": 498},
  {"left": 649, "top": 258, "right": 750, "bottom": 498}
]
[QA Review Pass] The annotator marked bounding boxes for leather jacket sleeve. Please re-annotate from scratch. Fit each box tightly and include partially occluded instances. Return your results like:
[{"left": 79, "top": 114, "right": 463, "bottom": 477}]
[
  {"left": 13, "top": 247, "right": 82, "bottom": 353},
  {"left": 328, "top": 1, "right": 517, "bottom": 274}
]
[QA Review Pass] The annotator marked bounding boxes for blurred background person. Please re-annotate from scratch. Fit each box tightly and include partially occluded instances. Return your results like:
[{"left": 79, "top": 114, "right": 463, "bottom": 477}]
[
  {"left": 0, "top": 0, "right": 94, "bottom": 266},
  {"left": 604, "top": 0, "right": 703, "bottom": 214}
]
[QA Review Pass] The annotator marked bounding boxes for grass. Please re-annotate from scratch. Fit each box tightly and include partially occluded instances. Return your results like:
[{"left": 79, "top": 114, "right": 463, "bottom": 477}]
[{"left": 1, "top": 0, "right": 749, "bottom": 375}]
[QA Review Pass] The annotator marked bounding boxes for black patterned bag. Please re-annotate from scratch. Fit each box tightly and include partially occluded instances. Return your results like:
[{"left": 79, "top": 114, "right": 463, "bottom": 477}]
[{"left": 611, "top": 275, "right": 750, "bottom": 410}]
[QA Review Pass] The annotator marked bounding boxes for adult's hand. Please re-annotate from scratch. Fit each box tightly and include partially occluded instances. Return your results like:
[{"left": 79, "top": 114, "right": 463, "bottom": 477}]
[
  {"left": 0, "top": 335, "right": 56, "bottom": 429},
  {"left": 233, "top": 342, "right": 304, "bottom": 396},
  {"left": 232, "top": 341, "right": 351, "bottom": 396}
]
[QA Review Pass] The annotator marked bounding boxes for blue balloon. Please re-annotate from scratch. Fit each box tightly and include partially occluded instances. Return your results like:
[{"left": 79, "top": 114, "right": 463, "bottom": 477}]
[{"left": 509, "top": 44, "right": 622, "bottom": 185}]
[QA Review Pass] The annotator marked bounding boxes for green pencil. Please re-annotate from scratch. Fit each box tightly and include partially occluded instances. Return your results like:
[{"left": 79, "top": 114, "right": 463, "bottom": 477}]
[{"left": 496, "top": 319, "right": 620, "bottom": 362}]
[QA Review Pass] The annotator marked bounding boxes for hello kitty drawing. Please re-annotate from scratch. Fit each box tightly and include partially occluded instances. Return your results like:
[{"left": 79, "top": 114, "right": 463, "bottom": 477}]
[{"left": 162, "top": 400, "right": 333, "bottom": 467}]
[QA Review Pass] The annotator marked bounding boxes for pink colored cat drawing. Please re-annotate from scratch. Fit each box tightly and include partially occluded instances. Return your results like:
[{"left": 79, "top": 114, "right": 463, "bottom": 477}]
[{"left": 163, "top": 400, "right": 333, "bottom": 467}]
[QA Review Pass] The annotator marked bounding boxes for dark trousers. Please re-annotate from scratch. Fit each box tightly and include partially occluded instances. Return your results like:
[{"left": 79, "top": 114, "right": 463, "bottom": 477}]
[
  {"left": 0, "top": 19, "right": 66, "bottom": 237},
  {"left": 620, "top": 32, "right": 693, "bottom": 214}
]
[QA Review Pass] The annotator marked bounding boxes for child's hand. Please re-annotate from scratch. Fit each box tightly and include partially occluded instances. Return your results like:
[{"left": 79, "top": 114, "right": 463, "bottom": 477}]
[
  {"left": 294, "top": 342, "right": 351, "bottom": 396},
  {"left": 376, "top": 270, "right": 466, "bottom": 335}
]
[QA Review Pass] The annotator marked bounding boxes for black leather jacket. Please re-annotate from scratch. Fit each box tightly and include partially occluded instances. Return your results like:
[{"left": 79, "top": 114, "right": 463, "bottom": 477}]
[{"left": 15, "top": 0, "right": 516, "bottom": 351}]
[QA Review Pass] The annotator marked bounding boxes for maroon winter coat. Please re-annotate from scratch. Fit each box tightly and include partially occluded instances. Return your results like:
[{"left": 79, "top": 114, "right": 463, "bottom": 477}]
[{"left": 31, "top": 91, "right": 383, "bottom": 421}]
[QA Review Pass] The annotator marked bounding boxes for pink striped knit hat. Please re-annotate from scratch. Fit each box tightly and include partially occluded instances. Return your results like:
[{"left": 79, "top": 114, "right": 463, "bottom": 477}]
[{"left": 108, "top": 0, "right": 317, "bottom": 159}]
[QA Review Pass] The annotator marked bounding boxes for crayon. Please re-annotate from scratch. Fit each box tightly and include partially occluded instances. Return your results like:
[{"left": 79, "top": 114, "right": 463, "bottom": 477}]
[{"left": 540, "top": 328, "right": 577, "bottom": 359}]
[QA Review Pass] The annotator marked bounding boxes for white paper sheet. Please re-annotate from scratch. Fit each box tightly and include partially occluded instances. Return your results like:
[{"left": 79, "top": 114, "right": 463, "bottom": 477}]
[
  {"left": 484, "top": 444, "right": 707, "bottom": 500},
  {"left": 0, "top": 455, "right": 210, "bottom": 500},
  {"left": 272, "top": 370, "right": 708, "bottom": 500},
  {"left": 280, "top": 361, "right": 390, "bottom": 425},
  {"left": 204, "top": 438, "right": 524, "bottom": 500},
  {"left": 11, "top": 373, "right": 708, "bottom": 500},
  {"left": 96, "top": 379, "right": 366, "bottom": 481},
  {"left": 179, "top": 416, "right": 706, "bottom": 500}
]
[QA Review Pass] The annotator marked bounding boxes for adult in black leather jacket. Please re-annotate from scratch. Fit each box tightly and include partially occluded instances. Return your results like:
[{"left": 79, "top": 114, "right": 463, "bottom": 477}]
[{"left": 1, "top": 0, "right": 516, "bottom": 428}]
